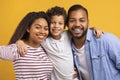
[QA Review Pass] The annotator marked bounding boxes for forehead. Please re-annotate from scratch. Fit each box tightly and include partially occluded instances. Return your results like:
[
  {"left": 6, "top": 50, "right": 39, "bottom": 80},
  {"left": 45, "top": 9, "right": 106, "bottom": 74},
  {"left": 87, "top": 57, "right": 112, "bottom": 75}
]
[
  {"left": 51, "top": 15, "right": 64, "bottom": 21},
  {"left": 69, "top": 9, "right": 87, "bottom": 19},
  {"left": 33, "top": 18, "right": 48, "bottom": 26}
]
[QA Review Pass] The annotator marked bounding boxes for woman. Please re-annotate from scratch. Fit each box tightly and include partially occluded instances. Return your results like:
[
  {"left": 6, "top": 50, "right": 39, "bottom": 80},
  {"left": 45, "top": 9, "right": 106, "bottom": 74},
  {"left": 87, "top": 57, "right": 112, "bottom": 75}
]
[
  {"left": 16, "top": 6, "right": 103, "bottom": 80},
  {"left": 0, "top": 11, "right": 53, "bottom": 80}
]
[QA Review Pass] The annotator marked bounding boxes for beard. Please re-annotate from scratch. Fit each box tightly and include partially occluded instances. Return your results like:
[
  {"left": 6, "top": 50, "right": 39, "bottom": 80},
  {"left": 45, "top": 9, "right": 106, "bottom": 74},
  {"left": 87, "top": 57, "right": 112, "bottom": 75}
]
[{"left": 69, "top": 25, "right": 88, "bottom": 39}]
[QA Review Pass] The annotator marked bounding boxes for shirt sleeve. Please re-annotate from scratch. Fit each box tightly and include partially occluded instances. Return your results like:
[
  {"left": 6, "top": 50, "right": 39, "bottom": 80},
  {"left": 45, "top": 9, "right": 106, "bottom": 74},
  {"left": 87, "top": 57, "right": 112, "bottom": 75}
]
[
  {"left": 0, "top": 44, "right": 19, "bottom": 61},
  {"left": 105, "top": 33, "right": 120, "bottom": 69}
]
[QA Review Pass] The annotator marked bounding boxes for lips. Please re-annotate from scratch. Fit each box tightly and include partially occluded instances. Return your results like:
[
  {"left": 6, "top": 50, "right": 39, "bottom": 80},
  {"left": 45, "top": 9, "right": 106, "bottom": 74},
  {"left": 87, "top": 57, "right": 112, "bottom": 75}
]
[
  {"left": 38, "top": 35, "right": 44, "bottom": 38},
  {"left": 74, "top": 28, "right": 81, "bottom": 33},
  {"left": 36, "top": 34, "right": 46, "bottom": 40},
  {"left": 52, "top": 28, "right": 61, "bottom": 33},
  {"left": 71, "top": 27, "right": 83, "bottom": 34}
]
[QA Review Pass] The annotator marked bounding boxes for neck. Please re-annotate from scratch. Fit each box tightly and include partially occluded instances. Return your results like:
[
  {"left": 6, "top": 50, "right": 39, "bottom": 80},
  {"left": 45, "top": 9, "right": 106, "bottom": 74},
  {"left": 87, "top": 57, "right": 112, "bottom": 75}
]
[
  {"left": 24, "top": 40, "right": 41, "bottom": 48},
  {"left": 72, "top": 35, "right": 86, "bottom": 49},
  {"left": 52, "top": 35, "right": 61, "bottom": 40}
]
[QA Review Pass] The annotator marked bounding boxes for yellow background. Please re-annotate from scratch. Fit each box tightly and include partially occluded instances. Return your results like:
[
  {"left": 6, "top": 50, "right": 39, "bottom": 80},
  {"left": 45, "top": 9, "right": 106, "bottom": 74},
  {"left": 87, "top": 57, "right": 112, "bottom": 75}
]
[{"left": 0, "top": 0, "right": 120, "bottom": 80}]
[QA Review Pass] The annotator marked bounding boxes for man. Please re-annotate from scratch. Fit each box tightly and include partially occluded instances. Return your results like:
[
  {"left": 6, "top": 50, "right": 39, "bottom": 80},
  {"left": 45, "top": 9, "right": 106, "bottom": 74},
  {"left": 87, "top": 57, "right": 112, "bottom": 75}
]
[{"left": 67, "top": 4, "right": 120, "bottom": 80}]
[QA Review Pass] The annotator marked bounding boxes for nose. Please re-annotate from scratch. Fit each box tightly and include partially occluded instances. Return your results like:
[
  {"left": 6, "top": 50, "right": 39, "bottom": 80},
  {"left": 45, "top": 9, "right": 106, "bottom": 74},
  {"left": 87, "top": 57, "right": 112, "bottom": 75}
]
[
  {"left": 54, "top": 23, "right": 59, "bottom": 28},
  {"left": 75, "top": 20, "right": 81, "bottom": 26},
  {"left": 40, "top": 28, "right": 45, "bottom": 33}
]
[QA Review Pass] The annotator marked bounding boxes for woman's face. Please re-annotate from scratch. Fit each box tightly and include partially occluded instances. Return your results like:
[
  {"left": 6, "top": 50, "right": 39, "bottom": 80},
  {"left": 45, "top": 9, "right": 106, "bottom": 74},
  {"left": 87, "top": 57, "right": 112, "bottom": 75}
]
[{"left": 27, "top": 18, "right": 49, "bottom": 47}]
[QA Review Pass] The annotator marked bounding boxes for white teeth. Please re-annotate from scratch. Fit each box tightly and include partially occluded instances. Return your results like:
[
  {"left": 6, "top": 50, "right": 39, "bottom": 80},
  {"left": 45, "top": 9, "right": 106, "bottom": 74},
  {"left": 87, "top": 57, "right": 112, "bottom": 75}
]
[
  {"left": 38, "top": 36, "right": 44, "bottom": 38},
  {"left": 53, "top": 28, "right": 60, "bottom": 32},
  {"left": 53, "top": 30, "right": 59, "bottom": 32},
  {"left": 74, "top": 29, "right": 81, "bottom": 32}
]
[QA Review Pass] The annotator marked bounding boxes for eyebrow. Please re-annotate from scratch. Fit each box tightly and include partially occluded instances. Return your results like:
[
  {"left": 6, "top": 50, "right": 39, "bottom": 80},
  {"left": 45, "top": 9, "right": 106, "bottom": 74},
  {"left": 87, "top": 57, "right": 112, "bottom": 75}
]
[
  {"left": 34, "top": 24, "right": 41, "bottom": 26},
  {"left": 34, "top": 24, "right": 48, "bottom": 28},
  {"left": 69, "top": 17, "right": 86, "bottom": 20}
]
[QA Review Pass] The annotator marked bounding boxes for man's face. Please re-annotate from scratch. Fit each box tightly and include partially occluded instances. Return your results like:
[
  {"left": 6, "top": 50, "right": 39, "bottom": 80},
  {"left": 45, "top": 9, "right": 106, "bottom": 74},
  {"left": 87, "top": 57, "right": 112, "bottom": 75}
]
[{"left": 68, "top": 9, "right": 89, "bottom": 39}]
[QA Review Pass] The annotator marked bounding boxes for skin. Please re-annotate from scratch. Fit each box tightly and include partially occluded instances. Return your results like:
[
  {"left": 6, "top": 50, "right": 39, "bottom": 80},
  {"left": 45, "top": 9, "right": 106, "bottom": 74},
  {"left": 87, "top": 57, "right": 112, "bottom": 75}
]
[
  {"left": 16, "top": 10, "right": 103, "bottom": 79},
  {"left": 17, "top": 11, "right": 103, "bottom": 54},
  {"left": 25, "top": 18, "right": 49, "bottom": 48},
  {"left": 50, "top": 15, "right": 78, "bottom": 78},
  {"left": 50, "top": 15, "right": 65, "bottom": 40},
  {"left": 68, "top": 9, "right": 89, "bottom": 49}
]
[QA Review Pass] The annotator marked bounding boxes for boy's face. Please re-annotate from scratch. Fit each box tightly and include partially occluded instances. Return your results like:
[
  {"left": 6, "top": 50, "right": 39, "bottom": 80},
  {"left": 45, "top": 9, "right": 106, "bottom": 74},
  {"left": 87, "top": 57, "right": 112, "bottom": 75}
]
[{"left": 50, "top": 15, "right": 65, "bottom": 39}]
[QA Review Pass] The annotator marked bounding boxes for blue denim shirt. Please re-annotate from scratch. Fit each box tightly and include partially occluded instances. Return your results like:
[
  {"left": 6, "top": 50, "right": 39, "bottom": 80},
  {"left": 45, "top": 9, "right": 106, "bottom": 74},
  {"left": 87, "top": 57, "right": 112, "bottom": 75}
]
[{"left": 72, "top": 29, "right": 120, "bottom": 80}]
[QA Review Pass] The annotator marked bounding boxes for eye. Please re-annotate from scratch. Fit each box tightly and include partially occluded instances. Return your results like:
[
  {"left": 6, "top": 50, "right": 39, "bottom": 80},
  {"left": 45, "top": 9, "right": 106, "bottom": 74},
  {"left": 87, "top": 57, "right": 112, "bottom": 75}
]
[
  {"left": 35, "top": 26, "right": 40, "bottom": 29},
  {"left": 51, "top": 21, "right": 55, "bottom": 24},
  {"left": 80, "top": 18, "right": 86, "bottom": 22},
  {"left": 69, "top": 19, "right": 75, "bottom": 22},
  {"left": 59, "top": 22, "right": 64, "bottom": 25},
  {"left": 44, "top": 26, "right": 49, "bottom": 31}
]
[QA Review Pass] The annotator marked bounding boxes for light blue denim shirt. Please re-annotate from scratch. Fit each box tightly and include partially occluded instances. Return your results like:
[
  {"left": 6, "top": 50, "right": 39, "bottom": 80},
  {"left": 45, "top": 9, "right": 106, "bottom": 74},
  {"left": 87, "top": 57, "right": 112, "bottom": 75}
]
[{"left": 72, "top": 29, "right": 120, "bottom": 80}]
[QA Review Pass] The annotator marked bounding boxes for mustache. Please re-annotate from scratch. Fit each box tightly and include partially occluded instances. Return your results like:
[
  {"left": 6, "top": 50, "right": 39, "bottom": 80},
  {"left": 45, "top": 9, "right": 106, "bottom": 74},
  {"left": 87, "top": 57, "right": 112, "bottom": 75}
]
[{"left": 71, "top": 25, "right": 84, "bottom": 30}]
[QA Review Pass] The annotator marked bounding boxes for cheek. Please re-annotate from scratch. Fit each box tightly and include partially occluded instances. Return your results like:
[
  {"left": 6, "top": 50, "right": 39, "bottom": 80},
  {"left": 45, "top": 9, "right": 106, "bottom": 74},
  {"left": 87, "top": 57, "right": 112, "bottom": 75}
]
[
  {"left": 61, "top": 25, "right": 64, "bottom": 29},
  {"left": 29, "top": 29, "right": 37, "bottom": 36},
  {"left": 68, "top": 22, "right": 73, "bottom": 27},
  {"left": 50, "top": 25, "right": 53, "bottom": 30},
  {"left": 50, "top": 28, "right": 53, "bottom": 33},
  {"left": 46, "top": 31, "right": 49, "bottom": 36},
  {"left": 29, "top": 31, "right": 35, "bottom": 38},
  {"left": 68, "top": 24, "right": 72, "bottom": 29},
  {"left": 84, "top": 23, "right": 88, "bottom": 28},
  {"left": 60, "top": 26, "right": 64, "bottom": 30},
  {"left": 43, "top": 30, "right": 49, "bottom": 37}
]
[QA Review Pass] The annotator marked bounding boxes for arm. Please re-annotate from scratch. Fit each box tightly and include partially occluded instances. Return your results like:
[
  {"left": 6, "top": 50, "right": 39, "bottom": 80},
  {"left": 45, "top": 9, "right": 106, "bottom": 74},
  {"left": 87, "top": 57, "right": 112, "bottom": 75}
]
[
  {"left": 73, "top": 67, "right": 78, "bottom": 79},
  {"left": 0, "top": 44, "right": 19, "bottom": 61},
  {"left": 90, "top": 27, "right": 103, "bottom": 38},
  {"left": 16, "top": 40, "right": 27, "bottom": 56},
  {"left": 105, "top": 33, "right": 120, "bottom": 69}
]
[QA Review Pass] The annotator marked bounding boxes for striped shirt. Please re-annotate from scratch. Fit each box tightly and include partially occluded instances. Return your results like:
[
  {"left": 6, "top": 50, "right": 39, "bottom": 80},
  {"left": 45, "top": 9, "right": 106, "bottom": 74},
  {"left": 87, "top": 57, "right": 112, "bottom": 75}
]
[{"left": 0, "top": 44, "right": 53, "bottom": 80}]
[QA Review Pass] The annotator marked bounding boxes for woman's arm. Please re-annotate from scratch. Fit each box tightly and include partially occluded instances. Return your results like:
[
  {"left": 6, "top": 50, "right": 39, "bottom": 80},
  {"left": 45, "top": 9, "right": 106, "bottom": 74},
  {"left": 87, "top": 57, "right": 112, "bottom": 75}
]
[{"left": 0, "top": 44, "right": 19, "bottom": 61}]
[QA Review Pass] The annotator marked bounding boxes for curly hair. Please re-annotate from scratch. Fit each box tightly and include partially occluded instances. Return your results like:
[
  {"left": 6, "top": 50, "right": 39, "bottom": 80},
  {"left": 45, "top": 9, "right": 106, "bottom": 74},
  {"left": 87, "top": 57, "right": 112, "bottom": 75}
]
[{"left": 46, "top": 6, "right": 67, "bottom": 27}]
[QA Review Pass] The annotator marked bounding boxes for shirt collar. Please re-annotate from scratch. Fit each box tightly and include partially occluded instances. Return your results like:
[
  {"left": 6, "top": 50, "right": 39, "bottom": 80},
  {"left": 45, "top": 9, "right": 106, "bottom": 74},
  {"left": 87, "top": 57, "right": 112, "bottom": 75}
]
[
  {"left": 71, "top": 29, "right": 92, "bottom": 52},
  {"left": 49, "top": 34, "right": 64, "bottom": 44},
  {"left": 86, "top": 29, "right": 92, "bottom": 42}
]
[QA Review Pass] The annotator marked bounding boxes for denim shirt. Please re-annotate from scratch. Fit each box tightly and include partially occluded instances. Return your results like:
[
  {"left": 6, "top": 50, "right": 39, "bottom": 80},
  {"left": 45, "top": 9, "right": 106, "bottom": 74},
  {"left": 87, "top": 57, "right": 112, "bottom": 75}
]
[{"left": 72, "top": 29, "right": 120, "bottom": 80}]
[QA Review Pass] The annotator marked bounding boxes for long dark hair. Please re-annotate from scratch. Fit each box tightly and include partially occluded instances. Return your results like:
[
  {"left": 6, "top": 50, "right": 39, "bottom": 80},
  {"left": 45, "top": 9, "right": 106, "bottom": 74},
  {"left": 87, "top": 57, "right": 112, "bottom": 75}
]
[{"left": 9, "top": 11, "right": 50, "bottom": 44}]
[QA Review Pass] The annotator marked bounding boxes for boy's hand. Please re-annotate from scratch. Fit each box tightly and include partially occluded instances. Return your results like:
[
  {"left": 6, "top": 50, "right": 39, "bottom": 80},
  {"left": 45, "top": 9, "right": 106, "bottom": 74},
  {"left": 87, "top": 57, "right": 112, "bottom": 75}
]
[
  {"left": 73, "top": 67, "right": 78, "bottom": 79},
  {"left": 93, "top": 27, "right": 104, "bottom": 38},
  {"left": 16, "top": 40, "right": 27, "bottom": 56}
]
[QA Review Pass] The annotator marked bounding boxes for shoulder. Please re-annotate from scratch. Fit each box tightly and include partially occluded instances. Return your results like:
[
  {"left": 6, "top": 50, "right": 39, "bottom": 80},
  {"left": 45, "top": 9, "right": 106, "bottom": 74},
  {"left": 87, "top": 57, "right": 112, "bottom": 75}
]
[
  {"left": 87, "top": 29, "right": 120, "bottom": 45},
  {"left": 0, "top": 43, "right": 17, "bottom": 49},
  {"left": 61, "top": 31, "right": 68, "bottom": 36},
  {"left": 62, "top": 30, "right": 72, "bottom": 39},
  {"left": 8, "top": 43, "right": 17, "bottom": 48},
  {"left": 87, "top": 29, "right": 120, "bottom": 42},
  {"left": 102, "top": 32, "right": 120, "bottom": 44},
  {"left": 7, "top": 44, "right": 18, "bottom": 52},
  {"left": 91, "top": 31, "right": 120, "bottom": 47}
]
